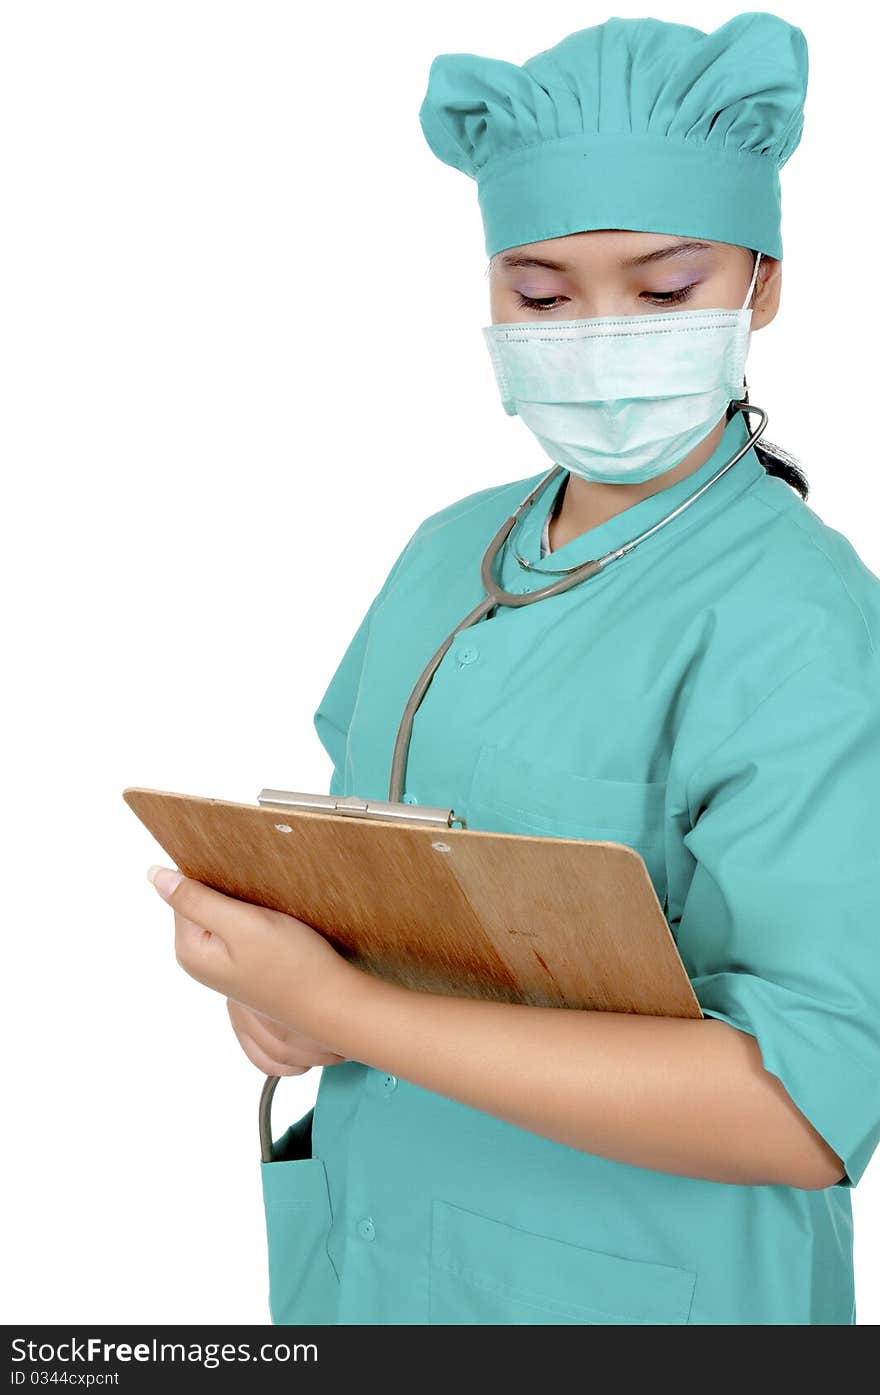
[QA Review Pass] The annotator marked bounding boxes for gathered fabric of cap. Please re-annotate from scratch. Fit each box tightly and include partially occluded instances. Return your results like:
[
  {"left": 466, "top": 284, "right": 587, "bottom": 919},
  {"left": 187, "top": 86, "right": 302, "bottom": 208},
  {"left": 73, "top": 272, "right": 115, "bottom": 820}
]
[{"left": 418, "top": 11, "right": 808, "bottom": 261}]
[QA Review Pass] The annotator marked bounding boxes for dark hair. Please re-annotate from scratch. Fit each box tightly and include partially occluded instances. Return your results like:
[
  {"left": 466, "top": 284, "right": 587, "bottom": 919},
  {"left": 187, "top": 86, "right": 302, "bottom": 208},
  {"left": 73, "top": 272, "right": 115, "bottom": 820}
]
[{"left": 726, "top": 399, "right": 809, "bottom": 502}]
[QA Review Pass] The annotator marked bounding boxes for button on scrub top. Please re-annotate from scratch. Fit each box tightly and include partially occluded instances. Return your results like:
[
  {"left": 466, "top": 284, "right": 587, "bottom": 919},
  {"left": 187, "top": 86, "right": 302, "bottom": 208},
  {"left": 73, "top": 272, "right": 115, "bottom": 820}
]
[{"left": 261, "top": 409, "right": 880, "bottom": 1325}]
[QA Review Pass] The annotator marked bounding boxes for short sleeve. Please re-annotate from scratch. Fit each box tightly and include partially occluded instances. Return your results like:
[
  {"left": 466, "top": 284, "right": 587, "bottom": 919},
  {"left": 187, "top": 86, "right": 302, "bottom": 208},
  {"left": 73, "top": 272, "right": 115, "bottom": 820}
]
[
  {"left": 312, "top": 526, "right": 421, "bottom": 795},
  {"left": 677, "top": 642, "right": 880, "bottom": 1188}
]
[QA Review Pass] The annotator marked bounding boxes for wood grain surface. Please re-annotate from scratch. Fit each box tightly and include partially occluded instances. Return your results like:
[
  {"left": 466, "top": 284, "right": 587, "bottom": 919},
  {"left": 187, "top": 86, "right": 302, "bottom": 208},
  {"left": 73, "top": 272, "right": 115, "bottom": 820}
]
[{"left": 123, "top": 787, "right": 703, "bottom": 1019}]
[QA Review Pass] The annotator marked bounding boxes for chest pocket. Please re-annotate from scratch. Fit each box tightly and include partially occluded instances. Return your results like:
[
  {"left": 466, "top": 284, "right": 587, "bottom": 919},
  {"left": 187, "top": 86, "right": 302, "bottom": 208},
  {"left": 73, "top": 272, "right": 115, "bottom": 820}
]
[{"left": 464, "top": 742, "right": 669, "bottom": 914}]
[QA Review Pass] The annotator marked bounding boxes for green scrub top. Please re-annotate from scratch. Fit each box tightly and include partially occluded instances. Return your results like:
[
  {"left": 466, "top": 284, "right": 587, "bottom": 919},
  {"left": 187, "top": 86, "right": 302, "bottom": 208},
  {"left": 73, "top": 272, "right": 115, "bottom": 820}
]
[{"left": 261, "top": 409, "right": 880, "bottom": 1325}]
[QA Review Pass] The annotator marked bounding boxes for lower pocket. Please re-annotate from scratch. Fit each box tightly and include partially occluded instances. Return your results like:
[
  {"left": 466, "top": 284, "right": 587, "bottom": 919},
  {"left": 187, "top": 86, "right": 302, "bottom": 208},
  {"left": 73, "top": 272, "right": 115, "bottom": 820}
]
[
  {"left": 429, "top": 1199, "right": 696, "bottom": 1325},
  {"left": 260, "top": 1105, "right": 340, "bottom": 1325}
]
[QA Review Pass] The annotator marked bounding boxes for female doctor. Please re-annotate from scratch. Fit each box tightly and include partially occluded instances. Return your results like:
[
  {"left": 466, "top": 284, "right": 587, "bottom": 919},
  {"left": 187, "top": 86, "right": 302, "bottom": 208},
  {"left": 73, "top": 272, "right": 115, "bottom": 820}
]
[{"left": 147, "top": 13, "right": 880, "bottom": 1324}]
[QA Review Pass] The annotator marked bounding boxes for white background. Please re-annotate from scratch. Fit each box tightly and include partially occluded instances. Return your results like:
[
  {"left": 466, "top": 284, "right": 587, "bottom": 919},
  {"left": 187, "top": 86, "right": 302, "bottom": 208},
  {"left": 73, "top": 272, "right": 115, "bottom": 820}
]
[{"left": 2, "top": 0, "right": 877, "bottom": 1324}]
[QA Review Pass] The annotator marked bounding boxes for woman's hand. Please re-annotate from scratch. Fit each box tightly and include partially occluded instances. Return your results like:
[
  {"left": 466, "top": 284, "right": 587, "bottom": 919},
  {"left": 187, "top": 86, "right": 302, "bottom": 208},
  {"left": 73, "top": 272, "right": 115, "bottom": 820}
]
[
  {"left": 146, "top": 863, "right": 368, "bottom": 1050},
  {"left": 227, "top": 999, "right": 347, "bottom": 1076}
]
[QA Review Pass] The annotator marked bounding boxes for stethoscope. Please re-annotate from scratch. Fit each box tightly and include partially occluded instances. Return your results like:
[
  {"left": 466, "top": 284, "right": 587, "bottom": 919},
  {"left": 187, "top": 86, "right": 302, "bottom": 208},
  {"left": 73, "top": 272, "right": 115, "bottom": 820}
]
[
  {"left": 258, "top": 392, "right": 768, "bottom": 1161},
  {"left": 386, "top": 393, "right": 768, "bottom": 804}
]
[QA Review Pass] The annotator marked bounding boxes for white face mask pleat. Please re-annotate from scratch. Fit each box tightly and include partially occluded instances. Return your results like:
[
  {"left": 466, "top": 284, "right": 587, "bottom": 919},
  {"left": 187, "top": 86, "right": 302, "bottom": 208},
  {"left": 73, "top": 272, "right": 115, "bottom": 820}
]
[{"left": 482, "top": 252, "right": 763, "bottom": 485}]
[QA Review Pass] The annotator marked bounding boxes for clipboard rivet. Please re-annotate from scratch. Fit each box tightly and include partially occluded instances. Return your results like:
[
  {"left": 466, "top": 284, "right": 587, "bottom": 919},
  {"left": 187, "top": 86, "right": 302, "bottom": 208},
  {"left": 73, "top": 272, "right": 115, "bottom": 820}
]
[
  {"left": 431, "top": 841, "right": 451, "bottom": 853},
  {"left": 273, "top": 823, "right": 293, "bottom": 833}
]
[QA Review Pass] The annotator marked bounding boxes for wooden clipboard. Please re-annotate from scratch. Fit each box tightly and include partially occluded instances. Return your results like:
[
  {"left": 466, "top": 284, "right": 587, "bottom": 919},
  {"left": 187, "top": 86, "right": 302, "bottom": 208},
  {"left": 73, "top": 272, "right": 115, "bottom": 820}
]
[{"left": 123, "top": 785, "right": 702, "bottom": 1019}]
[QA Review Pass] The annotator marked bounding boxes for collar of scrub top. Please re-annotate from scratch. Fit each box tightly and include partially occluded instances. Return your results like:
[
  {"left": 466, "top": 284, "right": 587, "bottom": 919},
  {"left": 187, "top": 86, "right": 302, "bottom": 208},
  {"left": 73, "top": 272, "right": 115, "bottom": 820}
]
[{"left": 496, "top": 406, "right": 764, "bottom": 598}]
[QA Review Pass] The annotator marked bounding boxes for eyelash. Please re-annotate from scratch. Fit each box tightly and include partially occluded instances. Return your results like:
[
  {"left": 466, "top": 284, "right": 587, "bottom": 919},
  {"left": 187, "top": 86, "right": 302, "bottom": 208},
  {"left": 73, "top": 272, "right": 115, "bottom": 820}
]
[{"left": 515, "top": 284, "right": 698, "bottom": 312}]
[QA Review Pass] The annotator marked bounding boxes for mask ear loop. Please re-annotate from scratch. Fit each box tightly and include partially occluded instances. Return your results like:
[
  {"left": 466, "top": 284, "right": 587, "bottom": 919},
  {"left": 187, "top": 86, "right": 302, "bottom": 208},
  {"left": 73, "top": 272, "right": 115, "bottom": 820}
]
[
  {"left": 740, "top": 250, "right": 763, "bottom": 400},
  {"left": 743, "top": 250, "right": 762, "bottom": 312},
  {"left": 741, "top": 253, "right": 764, "bottom": 316}
]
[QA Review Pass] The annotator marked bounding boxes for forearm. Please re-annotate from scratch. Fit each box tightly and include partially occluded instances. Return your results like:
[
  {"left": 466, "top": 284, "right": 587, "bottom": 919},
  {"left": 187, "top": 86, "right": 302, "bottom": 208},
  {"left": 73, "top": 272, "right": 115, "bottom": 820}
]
[{"left": 308, "top": 965, "right": 844, "bottom": 1190}]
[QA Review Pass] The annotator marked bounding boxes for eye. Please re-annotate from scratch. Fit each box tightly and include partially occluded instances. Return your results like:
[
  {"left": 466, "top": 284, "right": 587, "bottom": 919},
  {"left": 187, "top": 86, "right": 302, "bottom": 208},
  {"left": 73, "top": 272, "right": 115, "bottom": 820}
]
[
  {"left": 515, "top": 292, "right": 568, "bottom": 313},
  {"left": 641, "top": 283, "right": 698, "bottom": 306}
]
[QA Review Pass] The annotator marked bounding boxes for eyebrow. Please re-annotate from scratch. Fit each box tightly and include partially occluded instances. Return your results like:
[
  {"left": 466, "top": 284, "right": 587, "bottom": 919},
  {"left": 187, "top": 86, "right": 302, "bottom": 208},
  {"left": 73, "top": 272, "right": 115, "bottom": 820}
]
[{"left": 497, "top": 240, "right": 713, "bottom": 272}]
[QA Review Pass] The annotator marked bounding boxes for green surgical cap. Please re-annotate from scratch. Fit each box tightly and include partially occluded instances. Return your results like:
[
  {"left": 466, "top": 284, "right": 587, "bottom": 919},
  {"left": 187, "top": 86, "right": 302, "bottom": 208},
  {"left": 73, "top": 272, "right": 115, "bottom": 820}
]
[{"left": 418, "top": 11, "right": 808, "bottom": 260}]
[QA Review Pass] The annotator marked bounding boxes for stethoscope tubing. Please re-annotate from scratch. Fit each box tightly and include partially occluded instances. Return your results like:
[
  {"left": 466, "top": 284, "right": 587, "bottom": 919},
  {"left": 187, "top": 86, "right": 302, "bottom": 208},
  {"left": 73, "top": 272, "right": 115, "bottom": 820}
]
[
  {"left": 387, "top": 397, "right": 767, "bottom": 803},
  {"left": 260, "top": 397, "right": 767, "bottom": 1159}
]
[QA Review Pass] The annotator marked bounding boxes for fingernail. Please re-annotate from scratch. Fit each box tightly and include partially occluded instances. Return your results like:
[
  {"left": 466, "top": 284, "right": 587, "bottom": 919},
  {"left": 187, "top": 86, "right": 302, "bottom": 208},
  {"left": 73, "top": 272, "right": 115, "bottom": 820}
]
[{"left": 147, "top": 864, "right": 184, "bottom": 898}]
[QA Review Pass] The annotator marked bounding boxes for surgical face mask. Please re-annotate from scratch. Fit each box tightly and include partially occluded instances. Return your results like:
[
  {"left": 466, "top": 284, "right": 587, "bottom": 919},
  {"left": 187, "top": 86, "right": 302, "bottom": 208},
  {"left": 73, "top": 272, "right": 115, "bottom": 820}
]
[{"left": 481, "top": 252, "right": 762, "bottom": 485}]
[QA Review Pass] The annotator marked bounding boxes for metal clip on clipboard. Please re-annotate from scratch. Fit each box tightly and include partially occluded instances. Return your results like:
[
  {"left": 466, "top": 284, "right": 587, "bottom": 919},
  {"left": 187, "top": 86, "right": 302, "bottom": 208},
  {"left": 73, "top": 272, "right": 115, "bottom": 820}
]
[
  {"left": 255, "top": 787, "right": 467, "bottom": 1160},
  {"left": 257, "top": 788, "right": 466, "bottom": 829}
]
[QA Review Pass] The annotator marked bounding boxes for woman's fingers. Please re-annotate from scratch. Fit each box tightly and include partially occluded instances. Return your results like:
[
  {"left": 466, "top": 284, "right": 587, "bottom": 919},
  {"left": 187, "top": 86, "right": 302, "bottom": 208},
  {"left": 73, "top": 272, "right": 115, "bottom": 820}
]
[
  {"left": 227, "top": 998, "right": 344, "bottom": 1056},
  {"left": 146, "top": 867, "right": 356, "bottom": 1057},
  {"left": 235, "top": 1029, "right": 310, "bottom": 1077},
  {"left": 147, "top": 866, "right": 278, "bottom": 997},
  {"left": 149, "top": 866, "right": 350, "bottom": 1027},
  {"left": 228, "top": 998, "right": 299, "bottom": 1051},
  {"left": 153, "top": 867, "right": 274, "bottom": 946},
  {"left": 227, "top": 998, "right": 347, "bottom": 1069},
  {"left": 175, "top": 911, "right": 233, "bottom": 975}
]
